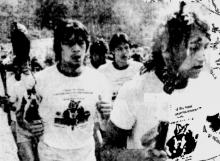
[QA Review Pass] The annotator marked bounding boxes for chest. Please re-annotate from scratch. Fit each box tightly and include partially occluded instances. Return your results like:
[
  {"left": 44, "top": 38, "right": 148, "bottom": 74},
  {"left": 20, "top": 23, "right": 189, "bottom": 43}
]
[{"left": 38, "top": 78, "right": 101, "bottom": 120}]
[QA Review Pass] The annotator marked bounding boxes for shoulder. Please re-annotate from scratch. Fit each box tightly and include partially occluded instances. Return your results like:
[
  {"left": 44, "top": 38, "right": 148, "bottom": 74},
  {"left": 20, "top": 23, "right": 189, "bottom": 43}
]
[
  {"left": 98, "top": 62, "right": 113, "bottom": 72},
  {"left": 117, "top": 73, "right": 145, "bottom": 98},
  {"left": 33, "top": 64, "right": 58, "bottom": 91},
  {"left": 119, "top": 71, "right": 163, "bottom": 98},
  {"left": 129, "top": 60, "right": 143, "bottom": 68},
  {"left": 35, "top": 64, "right": 57, "bottom": 80},
  {"left": 85, "top": 66, "right": 105, "bottom": 77},
  {"left": 84, "top": 66, "right": 110, "bottom": 83}
]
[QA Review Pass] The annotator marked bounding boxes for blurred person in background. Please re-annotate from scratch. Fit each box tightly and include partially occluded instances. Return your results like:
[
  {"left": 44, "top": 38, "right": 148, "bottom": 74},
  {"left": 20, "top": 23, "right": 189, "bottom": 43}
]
[
  {"left": 0, "top": 27, "right": 20, "bottom": 161},
  {"left": 130, "top": 44, "right": 145, "bottom": 62},
  {"left": 89, "top": 38, "right": 110, "bottom": 69},
  {"left": 10, "top": 22, "right": 43, "bottom": 161},
  {"left": 98, "top": 32, "right": 142, "bottom": 102},
  {"left": 44, "top": 54, "right": 55, "bottom": 68}
]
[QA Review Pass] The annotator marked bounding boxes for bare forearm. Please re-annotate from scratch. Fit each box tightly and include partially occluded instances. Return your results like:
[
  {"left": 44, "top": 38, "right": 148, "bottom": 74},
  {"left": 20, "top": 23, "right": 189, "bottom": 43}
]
[{"left": 103, "top": 120, "right": 131, "bottom": 149}]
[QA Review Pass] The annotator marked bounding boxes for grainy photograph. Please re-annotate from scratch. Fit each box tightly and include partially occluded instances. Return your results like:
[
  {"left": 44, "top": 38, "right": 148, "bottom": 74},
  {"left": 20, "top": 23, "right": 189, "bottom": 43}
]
[{"left": 0, "top": 0, "right": 220, "bottom": 161}]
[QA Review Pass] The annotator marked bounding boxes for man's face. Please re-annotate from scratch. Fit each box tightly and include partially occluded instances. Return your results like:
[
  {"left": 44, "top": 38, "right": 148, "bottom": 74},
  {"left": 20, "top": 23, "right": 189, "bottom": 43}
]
[
  {"left": 91, "top": 53, "right": 105, "bottom": 63},
  {"left": 178, "top": 32, "right": 209, "bottom": 79},
  {"left": 61, "top": 36, "right": 86, "bottom": 69},
  {"left": 91, "top": 53, "right": 105, "bottom": 67},
  {"left": 114, "top": 43, "right": 130, "bottom": 67}
]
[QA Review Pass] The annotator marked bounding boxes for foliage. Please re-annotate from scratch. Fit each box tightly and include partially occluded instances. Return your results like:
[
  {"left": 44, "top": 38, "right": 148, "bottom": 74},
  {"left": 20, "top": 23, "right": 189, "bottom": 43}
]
[
  {"left": 35, "top": 0, "right": 68, "bottom": 30},
  {"left": 0, "top": 0, "right": 167, "bottom": 46},
  {"left": 1, "top": 0, "right": 220, "bottom": 72}
]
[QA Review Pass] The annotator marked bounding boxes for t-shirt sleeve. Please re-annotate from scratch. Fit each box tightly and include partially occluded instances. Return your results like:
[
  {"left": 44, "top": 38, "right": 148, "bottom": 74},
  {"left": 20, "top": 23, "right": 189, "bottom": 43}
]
[
  {"left": 9, "top": 82, "right": 25, "bottom": 112},
  {"left": 10, "top": 74, "right": 36, "bottom": 111},
  {"left": 94, "top": 72, "right": 112, "bottom": 130},
  {"left": 98, "top": 73, "right": 112, "bottom": 102},
  {"left": 110, "top": 82, "right": 136, "bottom": 130},
  {"left": 7, "top": 76, "right": 17, "bottom": 102}
]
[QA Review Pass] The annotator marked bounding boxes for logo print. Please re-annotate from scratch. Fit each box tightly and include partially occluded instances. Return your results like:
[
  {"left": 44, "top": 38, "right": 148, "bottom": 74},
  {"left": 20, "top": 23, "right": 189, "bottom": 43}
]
[
  {"left": 206, "top": 113, "right": 220, "bottom": 132},
  {"left": 166, "top": 124, "right": 198, "bottom": 159},
  {"left": 54, "top": 100, "right": 90, "bottom": 130}
]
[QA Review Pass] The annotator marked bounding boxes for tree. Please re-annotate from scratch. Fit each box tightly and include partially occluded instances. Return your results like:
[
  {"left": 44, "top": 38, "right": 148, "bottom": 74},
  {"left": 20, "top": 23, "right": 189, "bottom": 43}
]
[
  {"left": 0, "top": 2, "right": 15, "bottom": 43},
  {"left": 35, "top": 0, "right": 68, "bottom": 30}
]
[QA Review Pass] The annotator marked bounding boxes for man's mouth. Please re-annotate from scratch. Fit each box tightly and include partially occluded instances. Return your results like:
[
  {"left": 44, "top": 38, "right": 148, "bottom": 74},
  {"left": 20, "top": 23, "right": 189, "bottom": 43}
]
[
  {"left": 71, "top": 56, "right": 81, "bottom": 62},
  {"left": 192, "top": 65, "right": 203, "bottom": 70},
  {"left": 121, "top": 55, "right": 129, "bottom": 59}
]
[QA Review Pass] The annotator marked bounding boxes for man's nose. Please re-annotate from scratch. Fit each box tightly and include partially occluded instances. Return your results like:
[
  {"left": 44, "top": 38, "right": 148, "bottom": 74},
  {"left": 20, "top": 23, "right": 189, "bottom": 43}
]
[
  {"left": 122, "top": 48, "right": 129, "bottom": 55},
  {"left": 71, "top": 43, "right": 81, "bottom": 53},
  {"left": 196, "top": 51, "right": 205, "bottom": 63}
]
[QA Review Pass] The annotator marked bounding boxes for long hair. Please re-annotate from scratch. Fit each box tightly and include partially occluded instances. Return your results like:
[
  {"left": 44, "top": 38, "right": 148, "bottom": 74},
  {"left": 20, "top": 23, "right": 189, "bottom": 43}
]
[
  {"left": 142, "top": 1, "right": 210, "bottom": 73},
  {"left": 140, "top": 1, "right": 210, "bottom": 94},
  {"left": 10, "top": 22, "right": 31, "bottom": 81},
  {"left": 10, "top": 22, "right": 30, "bottom": 66}
]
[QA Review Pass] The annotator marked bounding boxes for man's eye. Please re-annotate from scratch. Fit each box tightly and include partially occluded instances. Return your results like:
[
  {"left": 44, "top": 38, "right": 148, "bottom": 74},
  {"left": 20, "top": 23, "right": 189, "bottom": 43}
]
[
  {"left": 190, "top": 47, "right": 197, "bottom": 52},
  {"left": 124, "top": 46, "right": 129, "bottom": 50},
  {"left": 116, "top": 47, "right": 123, "bottom": 51},
  {"left": 204, "top": 44, "right": 209, "bottom": 49},
  {"left": 77, "top": 40, "right": 85, "bottom": 46}
]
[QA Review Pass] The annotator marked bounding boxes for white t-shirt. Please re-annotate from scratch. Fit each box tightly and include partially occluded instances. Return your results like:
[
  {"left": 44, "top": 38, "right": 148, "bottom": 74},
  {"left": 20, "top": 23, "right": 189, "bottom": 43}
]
[
  {"left": 98, "top": 60, "right": 142, "bottom": 100},
  {"left": 87, "top": 59, "right": 112, "bottom": 70},
  {"left": 9, "top": 73, "right": 37, "bottom": 143},
  {"left": 110, "top": 71, "right": 220, "bottom": 161},
  {"left": 7, "top": 73, "right": 36, "bottom": 122},
  {"left": 33, "top": 65, "right": 111, "bottom": 161},
  {"left": 0, "top": 75, "right": 19, "bottom": 161}
]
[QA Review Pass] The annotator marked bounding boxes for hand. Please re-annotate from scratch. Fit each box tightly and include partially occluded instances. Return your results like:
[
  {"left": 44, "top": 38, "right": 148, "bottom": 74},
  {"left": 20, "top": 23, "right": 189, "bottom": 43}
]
[
  {"left": 96, "top": 96, "right": 112, "bottom": 120},
  {"left": 18, "top": 119, "right": 44, "bottom": 137},
  {"left": 0, "top": 96, "right": 9, "bottom": 111},
  {"left": 141, "top": 126, "right": 158, "bottom": 148},
  {"left": 28, "top": 120, "right": 44, "bottom": 137},
  {"left": 0, "top": 96, "right": 16, "bottom": 112},
  {"left": 141, "top": 126, "right": 168, "bottom": 161},
  {"left": 116, "top": 149, "right": 167, "bottom": 161},
  {"left": 145, "top": 149, "right": 167, "bottom": 161},
  {"left": 16, "top": 95, "right": 44, "bottom": 137}
]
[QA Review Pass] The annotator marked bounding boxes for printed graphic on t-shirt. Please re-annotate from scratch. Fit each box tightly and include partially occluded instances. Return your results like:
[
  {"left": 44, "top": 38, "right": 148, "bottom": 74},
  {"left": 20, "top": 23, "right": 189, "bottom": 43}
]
[
  {"left": 111, "top": 77, "right": 134, "bottom": 101},
  {"left": 206, "top": 113, "right": 220, "bottom": 132},
  {"left": 166, "top": 123, "right": 198, "bottom": 159},
  {"left": 165, "top": 98, "right": 204, "bottom": 161},
  {"left": 112, "top": 91, "right": 118, "bottom": 101},
  {"left": 54, "top": 99, "right": 91, "bottom": 130},
  {"left": 203, "top": 113, "right": 220, "bottom": 145},
  {"left": 114, "top": 76, "right": 133, "bottom": 88}
]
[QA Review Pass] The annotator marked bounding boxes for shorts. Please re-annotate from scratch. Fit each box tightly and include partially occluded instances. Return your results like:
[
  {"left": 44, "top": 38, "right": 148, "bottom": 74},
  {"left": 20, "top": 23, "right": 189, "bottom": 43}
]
[
  {"left": 38, "top": 141, "right": 96, "bottom": 161},
  {"left": 16, "top": 123, "right": 33, "bottom": 143},
  {"left": 10, "top": 120, "right": 17, "bottom": 142}
]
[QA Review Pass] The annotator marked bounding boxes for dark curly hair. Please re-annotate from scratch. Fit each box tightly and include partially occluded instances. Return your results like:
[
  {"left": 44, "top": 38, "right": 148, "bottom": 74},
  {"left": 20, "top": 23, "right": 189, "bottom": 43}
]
[
  {"left": 109, "top": 32, "right": 130, "bottom": 52},
  {"left": 53, "top": 19, "right": 90, "bottom": 62},
  {"left": 89, "top": 38, "right": 109, "bottom": 68},
  {"left": 90, "top": 38, "right": 109, "bottom": 57},
  {"left": 10, "top": 22, "right": 30, "bottom": 66},
  {"left": 10, "top": 22, "right": 31, "bottom": 80},
  {"left": 140, "top": 1, "right": 210, "bottom": 94}
]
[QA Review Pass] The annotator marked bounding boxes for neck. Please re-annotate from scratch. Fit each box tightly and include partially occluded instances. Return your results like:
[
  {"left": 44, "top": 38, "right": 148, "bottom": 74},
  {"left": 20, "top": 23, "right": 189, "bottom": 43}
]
[
  {"left": 155, "top": 66, "right": 188, "bottom": 94},
  {"left": 91, "top": 60, "right": 100, "bottom": 69},
  {"left": 113, "top": 61, "right": 129, "bottom": 70},
  {"left": 57, "top": 62, "right": 84, "bottom": 77}
]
